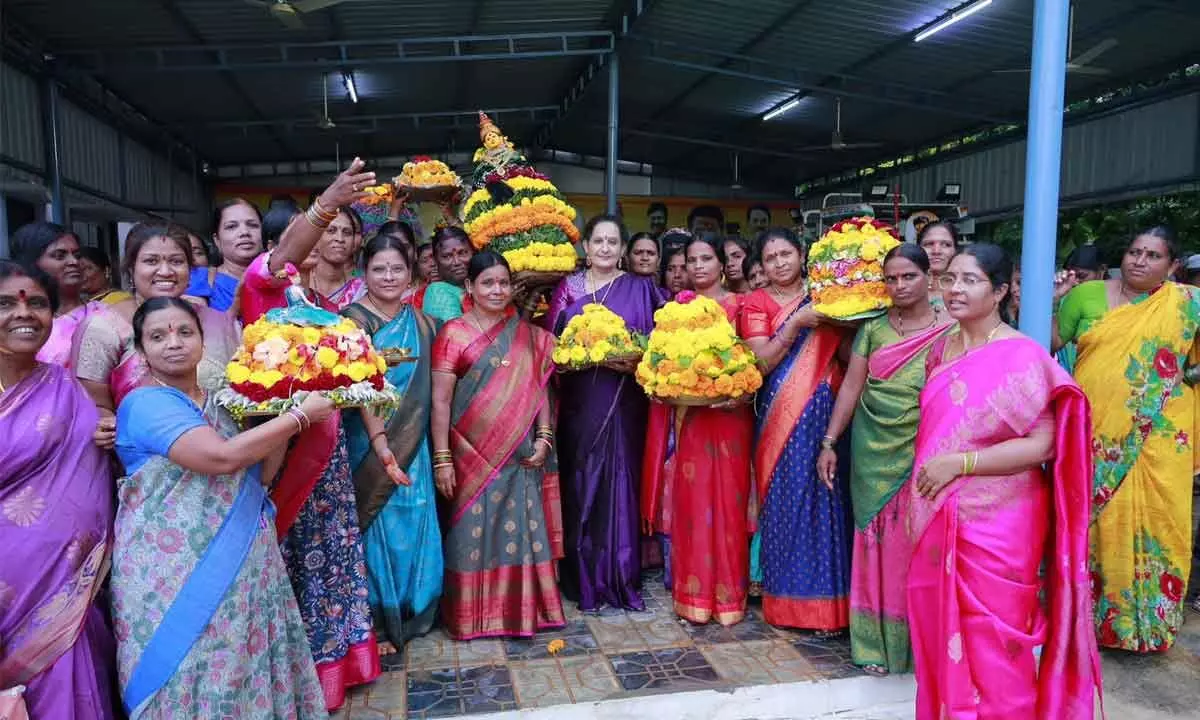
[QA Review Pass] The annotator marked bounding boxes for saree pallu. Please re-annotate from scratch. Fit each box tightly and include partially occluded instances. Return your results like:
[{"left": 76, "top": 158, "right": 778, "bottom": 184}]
[
  {"left": 848, "top": 321, "right": 950, "bottom": 672},
  {"left": 641, "top": 403, "right": 680, "bottom": 590},
  {"left": 908, "top": 337, "right": 1099, "bottom": 720},
  {"left": 342, "top": 303, "right": 443, "bottom": 648},
  {"left": 745, "top": 291, "right": 850, "bottom": 630},
  {"left": 112, "top": 388, "right": 324, "bottom": 719},
  {"left": 36, "top": 303, "right": 96, "bottom": 367},
  {"left": 70, "top": 301, "right": 239, "bottom": 406},
  {"left": 436, "top": 316, "right": 566, "bottom": 640},
  {"left": 549, "top": 273, "right": 663, "bottom": 611},
  {"left": 0, "top": 364, "right": 117, "bottom": 720},
  {"left": 1079, "top": 282, "right": 1200, "bottom": 653}
]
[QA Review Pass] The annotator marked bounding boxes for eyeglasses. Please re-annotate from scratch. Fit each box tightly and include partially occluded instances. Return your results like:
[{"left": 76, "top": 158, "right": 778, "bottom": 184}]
[{"left": 935, "top": 274, "right": 989, "bottom": 291}]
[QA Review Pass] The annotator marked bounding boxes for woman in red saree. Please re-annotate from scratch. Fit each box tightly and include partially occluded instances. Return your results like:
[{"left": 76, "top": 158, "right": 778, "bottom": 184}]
[
  {"left": 431, "top": 251, "right": 566, "bottom": 639},
  {"left": 644, "top": 233, "right": 753, "bottom": 626},
  {"left": 908, "top": 244, "right": 1100, "bottom": 719}
]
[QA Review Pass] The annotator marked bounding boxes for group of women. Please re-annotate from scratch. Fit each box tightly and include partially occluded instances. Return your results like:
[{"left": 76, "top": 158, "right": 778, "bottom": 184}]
[{"left": 2, "top": 149, "right": 1193, "bottom": 719}]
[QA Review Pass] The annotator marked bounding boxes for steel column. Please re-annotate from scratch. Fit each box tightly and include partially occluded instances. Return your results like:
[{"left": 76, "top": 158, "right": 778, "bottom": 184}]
[
  {"left": 605, "top": 53, "right": 619, "bottom": 215},
  {"left": 1017, "top": 0, "right": 1070, "bottom": 347},
  {"left": 43, "top": 76, "right": 66, "bottom": 225},
  {"left": 0, "top": 193, "right": 9, "bottom": 259}
]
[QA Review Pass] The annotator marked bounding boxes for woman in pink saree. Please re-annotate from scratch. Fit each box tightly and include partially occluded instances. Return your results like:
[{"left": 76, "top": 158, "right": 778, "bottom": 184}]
[
  {"left": 0, "top": 262, "right": 117, "bottom": 719},
  {"left": 908, "top": 244, "right": 1100, "bottom": 720}
]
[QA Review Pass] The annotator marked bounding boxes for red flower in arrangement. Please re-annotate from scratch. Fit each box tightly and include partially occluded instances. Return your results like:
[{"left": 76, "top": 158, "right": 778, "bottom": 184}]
[
  {"left": 675, "top": 290, "right": 697, "bottom": 304},
  {"left": 1154, "top": 348, "right": 1179, "bottom": 379},
  {"left": 1098, "top": 618, "right": 1119, "bottom": 647},
  {"left": 412, "top": 155, "right": 433, "bottom": 162},
  {"left": 1161, "top": 572, "right": 1184, "bottom": 602}
]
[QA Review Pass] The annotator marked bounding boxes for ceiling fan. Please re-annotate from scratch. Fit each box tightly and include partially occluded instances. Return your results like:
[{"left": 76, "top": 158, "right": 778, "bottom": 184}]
[
  {"left": 793, "top": 98, "right": 886, "bottom": 152},
  {"left": 730, "top": 153, "right": 743, "bottom": 190},
  {"left": 244, "top": 0, "right": 350, "bottom": 30},
  {"left": 994, "top": 4, "right": 1116, "bottom": 76},
  {"left": 314, "top": 75, "right": 336, "bottom": 130}
]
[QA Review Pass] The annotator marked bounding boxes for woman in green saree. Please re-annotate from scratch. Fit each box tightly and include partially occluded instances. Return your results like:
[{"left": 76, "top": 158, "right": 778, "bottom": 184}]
[
  {"left": 342, "top": 231, "right": 443, "bottom": 656},
  {"left": 817, "top": 243, "right": 950, "bottom": 675}
]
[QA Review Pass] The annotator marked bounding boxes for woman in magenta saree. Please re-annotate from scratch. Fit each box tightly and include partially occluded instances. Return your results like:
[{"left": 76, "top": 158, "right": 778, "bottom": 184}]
[
  {"left": 0, "top": 262, "right": 117, "bottom": 719},
  {"left": 547, "top": 215, "right": 665, "bottom": 612},
  {"left": 907, "top": 245, "right": 1099, "bottom": 720},
  {"left": 432, "top": 252, "right": 565, "bottom": 639}
]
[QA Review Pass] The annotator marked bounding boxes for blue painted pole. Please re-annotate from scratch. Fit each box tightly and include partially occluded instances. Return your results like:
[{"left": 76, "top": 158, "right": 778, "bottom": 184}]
[
  {"left": 605, "top": 52, "right": 619, "bottom": 215},
  {"left": 1017, "top": 0, "right": 1070, "bottom": 347}
]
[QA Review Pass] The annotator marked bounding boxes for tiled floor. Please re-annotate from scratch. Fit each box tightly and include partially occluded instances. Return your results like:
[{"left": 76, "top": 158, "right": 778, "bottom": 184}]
[{"left": 333, "top": 569, "right": 864, "bottom": 719}]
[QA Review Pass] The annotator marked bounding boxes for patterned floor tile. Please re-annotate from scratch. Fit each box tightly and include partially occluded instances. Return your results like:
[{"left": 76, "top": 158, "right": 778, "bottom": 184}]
[
  {"left": 789, "top": 632, "right": 864, "bottom": 679},
  {"left": 456, "top": 638, "right": 507, "bottom": 666},
  {"left": 362, "top": 671, "right": 408, "bottom": 715},
  {"left": 742, "top": 639, "right": 822, "bottom": 683},
  {"left": 347, "top": 707, "right": 389, "bottom": 720},
  {"left": 585, "top": 613, "right": 649, "bottom": 654},
  {"left": 405, "top": 628, "right": 457, "bottom": 670},
  {"left": 380, "top": 650, "right": 406, "bottom": 672},
  {"left": 504, "top": 618, "right": 600, "bottom": 660},
  {"left": 406, "top": 665, "right": 516, "bottom": 718},
  {"left": 698, "top": 643, "right": 775, "bottom": 685},
  {"left": 608, "top": 647, "right": 722, "bottom": 693},
  {"left": 629, "top": 609, "right": 693, "bottom": 649},
  {"left": 509, "top": 659, "right": 574, "bottom": 708},
  {"left": 557, "top": 653, "right": 623, "bottom": 703}
]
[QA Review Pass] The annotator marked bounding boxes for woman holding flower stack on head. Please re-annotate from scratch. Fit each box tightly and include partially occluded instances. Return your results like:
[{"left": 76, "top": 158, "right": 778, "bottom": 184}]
[
  {"left": 340, "top": 233, "right": 443, "bottom": 655},
  {"left": 814, "top": 243, "right": 950, "bottom": 675},
  {"left": 640, "top": 232, "right": 756, "bottom": 626},
  {"left": 547, "top": 214, "right": 666, "bottom": 612},
  {"left": 235, "top": 158, "right": 382, "bottom": 710},
  {"left": 739, "top": 227, "right": 854, "bottom": 632},
  {"left": 907, "top": 244, "right": 1099, "bottom": 719},
  {"left": 1053, "top": 226, "right": 1200, "bottom": 654},
  {"left": 431, "top": 251, "right": 566, "bottom": 639},
  {"left": 71, "top": 222, "right": 240, "bottom": 420}
]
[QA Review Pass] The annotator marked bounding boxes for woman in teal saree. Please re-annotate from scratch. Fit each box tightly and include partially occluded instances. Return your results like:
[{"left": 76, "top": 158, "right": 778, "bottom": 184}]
[{"left": 342, "top": 234, "right": 444, "bottom": 655}]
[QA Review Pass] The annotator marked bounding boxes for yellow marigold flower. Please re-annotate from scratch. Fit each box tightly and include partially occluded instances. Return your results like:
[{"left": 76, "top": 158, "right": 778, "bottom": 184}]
[
  {"left": 348, "top": 361, "right": 371, "bottom": 383},
  {"left": 569, "top": 346, "right": 588, "bottom": 363},
  {"left": 226, "top": 362, "right": 251, "bottom": 384},
  {"left": 301, "top": 327, "right": 323, "bottom": 345},
  {"left": 316, "top": 346, "right": 340, "bottom": 369}
]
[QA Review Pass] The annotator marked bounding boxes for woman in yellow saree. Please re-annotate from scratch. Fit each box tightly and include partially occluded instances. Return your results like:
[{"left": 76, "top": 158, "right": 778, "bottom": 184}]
[{"left": 1056, "top": 226, "right": 1200, "bottom": 653}]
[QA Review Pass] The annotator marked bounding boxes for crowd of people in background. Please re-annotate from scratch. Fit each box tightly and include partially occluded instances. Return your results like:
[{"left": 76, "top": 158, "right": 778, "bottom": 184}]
[{"left": 5, "top": 156, "right": 1199, "bottom": 719}]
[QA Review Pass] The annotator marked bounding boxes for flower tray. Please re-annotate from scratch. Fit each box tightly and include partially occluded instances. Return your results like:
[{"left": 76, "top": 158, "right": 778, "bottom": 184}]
[
  {"left": 395, "top": 182, "right": 461, "bottom": 204},
  {"left": 662, "top": 394, "right": 749, "bottom": 408},
  {"left": 215, "top": 382, "right": 401, "bottom": 423},
  {"left": 556, "top": 351, "right": 644, "bottom": 372}
]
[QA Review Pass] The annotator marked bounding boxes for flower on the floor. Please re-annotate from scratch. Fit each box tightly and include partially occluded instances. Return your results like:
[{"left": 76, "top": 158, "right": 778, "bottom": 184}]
[{"left": 546, "top": 639, "right": 566, "bottom": 655}]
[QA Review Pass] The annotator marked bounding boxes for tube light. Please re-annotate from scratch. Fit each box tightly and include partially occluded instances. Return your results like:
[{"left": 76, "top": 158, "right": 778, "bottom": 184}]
[
  {"left": 763, "top": 98, "right": 800, "bottom": 121},
  {"left": 914, "top": 0, "right": 993, "bottom": 43},
  {"left": 343, "top": 72, "right": 358, "bottom": 104}
]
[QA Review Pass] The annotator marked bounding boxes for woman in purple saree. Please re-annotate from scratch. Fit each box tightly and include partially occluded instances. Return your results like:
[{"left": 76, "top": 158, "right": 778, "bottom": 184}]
[
  {"left": 547, "top": 215, "right": 665, "bottom": 611},
  {"left": 0, "top": 262, "right": 117, "bottom": 719}
]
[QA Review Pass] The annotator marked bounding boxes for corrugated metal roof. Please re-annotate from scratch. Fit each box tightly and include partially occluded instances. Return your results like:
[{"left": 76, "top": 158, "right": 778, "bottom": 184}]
[{"left": 4, "top": 0, "right": 1198, "bottom": 189}]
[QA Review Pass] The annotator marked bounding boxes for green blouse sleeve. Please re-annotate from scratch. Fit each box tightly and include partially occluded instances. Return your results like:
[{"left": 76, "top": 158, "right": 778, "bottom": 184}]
[
  {"left": 851, "top": 316, "right": 881, "bottom": 358},
  {"left": 1057, "top": 281, "right": 1106, "bottom": 343}
]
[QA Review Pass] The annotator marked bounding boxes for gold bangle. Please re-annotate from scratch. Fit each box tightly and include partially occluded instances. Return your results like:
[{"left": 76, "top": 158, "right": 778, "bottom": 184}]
[
  {"left": 967, "top": 451, "right": 979, "bottom": 475},
  {"left": 304, "top": 206, "right": 330, "bottom": 229},
  {"left": 311, "top": 196, "right": 339, "bottom": 221}
]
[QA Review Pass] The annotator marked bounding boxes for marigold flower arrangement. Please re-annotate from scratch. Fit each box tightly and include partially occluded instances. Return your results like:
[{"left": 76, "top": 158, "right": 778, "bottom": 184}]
[
  {"left": 463, "top": 112, "right": 579, "bottom": 272},
  {"left": 216, "top": 304, "right": 400, "bottom": 421},
  {"left": 553, "top": 303, "right": 645, "bottom": 369},
  {"left": 395, "top": 155, "right": 462, "bottom": 189},
  {"left": 807, "top": 216, "right": 901, "bottom": 319},
  {"left": 635, "top": 291, "right": 763, "bottom": 402},
  {"left": 350, "top": 183, "right": 396, "bottom": 236}
]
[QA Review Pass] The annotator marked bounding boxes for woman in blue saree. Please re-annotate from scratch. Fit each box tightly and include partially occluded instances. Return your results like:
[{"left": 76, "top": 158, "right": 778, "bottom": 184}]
[
  {"left": 342, "top": 233, "right": 443, "bottom": 655},
  {"left": 111, "top": 297, "right": 331, "bottom": 718},
  {"left": 547, "top": 215, "right": 665, "bottom": 612},
  {"left": 740, "top": 227, "right": 853, "bottom": 631}
]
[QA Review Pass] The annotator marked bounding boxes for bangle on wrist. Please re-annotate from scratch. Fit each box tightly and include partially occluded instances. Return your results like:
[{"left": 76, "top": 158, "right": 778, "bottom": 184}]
[{"left": 370, "top": 430, "right": 386, "bottom": 444}]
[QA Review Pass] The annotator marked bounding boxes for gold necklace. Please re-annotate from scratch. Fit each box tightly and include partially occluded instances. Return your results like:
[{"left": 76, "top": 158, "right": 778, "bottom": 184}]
[
  {"left": 466, "top": 310, "right": 511, "bottom": 367},
  {"left": 769, "top": 282, "right": 805, "bottom": 306},
  {"left": 890, "top": 308, "right": 935, "bottom": 336},
  {"left": 586, "top": 269, "right": 619, "bottom": 307},
  {"left": 365, "top": 295, "right": 399, "bottom": 322},
  {"left": 959, "top": 319, "right": 1004, "bottom": 353}
]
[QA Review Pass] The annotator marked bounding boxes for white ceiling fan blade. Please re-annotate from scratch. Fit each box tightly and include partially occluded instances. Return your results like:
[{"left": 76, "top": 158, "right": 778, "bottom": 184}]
[
  {"left": 993, "top": 67, "right": 1032, "bottom": 74},
  {"left": 1071, "top": 38, "right": 1118, "bottom": 67},
  {"left": 1068, "top": 65, "right": 1111, "bottom": 76},
  {"left": 291, "top": 0, "right": 350, "bottom": 13}
]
